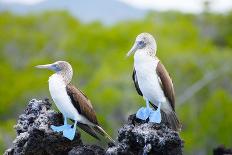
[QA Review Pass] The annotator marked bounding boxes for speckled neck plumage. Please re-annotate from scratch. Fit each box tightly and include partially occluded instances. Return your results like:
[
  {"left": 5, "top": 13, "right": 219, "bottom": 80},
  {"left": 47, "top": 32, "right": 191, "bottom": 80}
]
[
  {"left": 57, "top": 67, "right": 73, "bottom": 85},
  {"left": 144, "top": 46, "right": 156, "bottom": 58}
]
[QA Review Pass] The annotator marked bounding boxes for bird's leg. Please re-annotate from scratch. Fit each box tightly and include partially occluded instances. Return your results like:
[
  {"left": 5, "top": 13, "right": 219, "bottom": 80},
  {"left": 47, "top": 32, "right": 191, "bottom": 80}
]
[
  {"left": 51, "top": 115, "right": 72, "bottom": 132},
  {"left": 63, "top": 116, "right": 72, "bottom": 128},
  {"left": 149, "top": 102, "right": 161, "bottom": 123},
  {"left": 136, "top": 98, "right": 152, "bottom": 120},
  {"left": 63, "top": 120, "right": 77, "bottom": 140},
  {"left": 145, "top": 99, "right": 152, "bottom": 111}
]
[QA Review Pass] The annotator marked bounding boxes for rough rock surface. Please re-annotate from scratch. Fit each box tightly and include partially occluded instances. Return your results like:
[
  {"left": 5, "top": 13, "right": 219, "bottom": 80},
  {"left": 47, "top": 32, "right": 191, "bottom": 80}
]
[
  {"left": 4, "top": 99, "right": 82, "bottom": 155},
  {"left": 5, "top": 99, "right": 183, "bottom": 155},
  {"left": 213, "top": 145, "right": 232, "bottom": 155},
  {"left": 69, "top": 145, "right": 105, "bottom": 155},
  {"left": 106, "top": 114, "right": 183, "bottom": 155}
]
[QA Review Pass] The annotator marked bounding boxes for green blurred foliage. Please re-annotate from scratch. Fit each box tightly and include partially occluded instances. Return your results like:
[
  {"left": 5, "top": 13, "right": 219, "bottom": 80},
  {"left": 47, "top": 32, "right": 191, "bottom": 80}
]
[{"left": 0, "top": 10, "right": 232, "bottom": 154}]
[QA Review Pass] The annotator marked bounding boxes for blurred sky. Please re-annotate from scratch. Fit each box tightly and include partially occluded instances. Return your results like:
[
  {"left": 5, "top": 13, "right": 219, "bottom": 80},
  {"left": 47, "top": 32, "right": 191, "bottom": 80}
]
[
  {"left": 118, "top": 0, "right": 232, "bottom": 13},
  {"left": 1, "top": 0, "right": 232, "bottom": 13}
]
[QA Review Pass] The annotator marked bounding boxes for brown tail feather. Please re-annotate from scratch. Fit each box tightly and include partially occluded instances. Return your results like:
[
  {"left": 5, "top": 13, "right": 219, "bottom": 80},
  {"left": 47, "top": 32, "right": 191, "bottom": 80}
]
[
  {"left": 93, "top": 125, "right": 115, "bottom": 143},
  {"left": 77, "top": 122, "right": 100, "bottom": 140},
  {"left": 71, "top": 119, "right": 101, "bottom": 140},
  {"left": 161, "top": 110, "right": 181, "bottom": 131}
]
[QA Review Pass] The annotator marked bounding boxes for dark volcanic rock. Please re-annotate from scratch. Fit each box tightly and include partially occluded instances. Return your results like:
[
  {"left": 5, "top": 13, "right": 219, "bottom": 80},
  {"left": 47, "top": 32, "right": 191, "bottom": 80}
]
[
  {"left": 213, "top": 145, "right": 232, "bottom": 155},
  {"left": 4, "top": 99, "right": 184, "bottom": 155},
  {"left": 106, "top": 114, "right": 183, "bottom": 155},
  {"left": 4, "top": 99, "right": 82, "bottom": 155},
  {"left": 69, "top": 145, "right": 105, "bottom": 155}
]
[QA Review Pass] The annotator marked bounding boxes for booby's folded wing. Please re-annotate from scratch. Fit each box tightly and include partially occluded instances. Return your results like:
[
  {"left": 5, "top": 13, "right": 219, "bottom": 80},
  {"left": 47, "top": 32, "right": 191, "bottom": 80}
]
[
  {"left": 66, "top": 84, "right": 99, "bottom": 125},
  {"left": 156, "top": 61, "right": 175, "bottom": 111},
  {"left": 67, "top": 84, "right": 114, "bottom": 142},
  {"left": 132, "top": 69, "right": 143, "bottom": 96}
]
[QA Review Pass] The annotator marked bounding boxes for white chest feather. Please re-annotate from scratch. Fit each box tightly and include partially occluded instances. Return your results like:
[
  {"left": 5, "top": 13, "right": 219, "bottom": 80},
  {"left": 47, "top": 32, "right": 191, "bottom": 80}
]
[
  {"left": 134, "top": 50, "right": 167, "bottom": 105},
  {"left": 48, "top": 74, "right": 80, "bottom": 120}
]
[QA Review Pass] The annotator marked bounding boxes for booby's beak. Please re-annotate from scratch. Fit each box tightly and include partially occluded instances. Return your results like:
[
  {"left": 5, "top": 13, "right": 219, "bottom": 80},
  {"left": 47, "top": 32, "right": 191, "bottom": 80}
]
[
  {"left": 126, "top": 41, "right": 145, "bottom": 57},
  {"left": 126, "top": 42, "right": 138, "bottom": 57},
  {"left": 35, "top": 64, "right": 55, "bottom": 70}
]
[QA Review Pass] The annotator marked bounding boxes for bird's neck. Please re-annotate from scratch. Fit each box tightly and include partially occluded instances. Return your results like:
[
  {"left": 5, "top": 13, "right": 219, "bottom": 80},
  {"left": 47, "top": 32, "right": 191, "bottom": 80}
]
[
  {"left": 49, "top": 71, "right": 72, "bottom": 86},
  {"left": 134, "top": 49, "right": 157, "bottom": 64},
  {"left": 49, "top": 74, "right": 66, "bottom": 89},
  {"left": 60, "top": 71, "right": 72, "bottom": 85},
  {"left": 145, "top": 43, "right": 157, "bottom": 56}
]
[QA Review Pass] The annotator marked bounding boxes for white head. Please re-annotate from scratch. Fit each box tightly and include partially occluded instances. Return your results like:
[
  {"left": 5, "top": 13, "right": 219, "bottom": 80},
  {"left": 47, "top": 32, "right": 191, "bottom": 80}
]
[
  {"left": 36, "top": 61, "right": 73, "bottom": 85},
  {"left": 127, "top": 32, "right": 157, "bottom": 57}
]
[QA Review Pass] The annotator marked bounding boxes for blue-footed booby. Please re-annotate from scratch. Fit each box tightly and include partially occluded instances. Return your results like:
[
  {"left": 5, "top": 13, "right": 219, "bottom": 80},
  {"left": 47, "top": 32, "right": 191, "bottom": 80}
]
[
  {"left": 127, "top": 33, "right": 181, "bottom": 131},
  {"left": 36, "top": 61, "right": 114, "bottom": 141}
]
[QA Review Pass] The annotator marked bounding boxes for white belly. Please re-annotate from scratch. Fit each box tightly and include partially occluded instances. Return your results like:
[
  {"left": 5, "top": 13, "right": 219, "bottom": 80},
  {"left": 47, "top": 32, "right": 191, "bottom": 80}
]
[
  {"left": 134, "top": 51, "right": 167, "bottom": 107},
  {"left": 48, "top": 74, "right": 81, "bottom": 120}
]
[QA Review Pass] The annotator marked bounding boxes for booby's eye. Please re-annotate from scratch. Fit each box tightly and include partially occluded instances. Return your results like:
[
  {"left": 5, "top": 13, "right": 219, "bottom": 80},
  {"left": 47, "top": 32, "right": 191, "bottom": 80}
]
[
  {"left": 137, "top": 41, "right": 145, "bottom": 49},
  {"left": 52, "top": 64, "right": 62, "bottom": 72}
]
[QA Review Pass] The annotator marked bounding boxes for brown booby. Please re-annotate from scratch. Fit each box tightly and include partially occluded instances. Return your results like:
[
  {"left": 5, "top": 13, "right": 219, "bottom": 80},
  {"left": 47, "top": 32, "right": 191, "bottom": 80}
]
[
  {"left": 127, "top": 33, "right": 181, "bottom": 131},
  {"left": 36, "top": 61, "right": 114, "bottom": 141}
]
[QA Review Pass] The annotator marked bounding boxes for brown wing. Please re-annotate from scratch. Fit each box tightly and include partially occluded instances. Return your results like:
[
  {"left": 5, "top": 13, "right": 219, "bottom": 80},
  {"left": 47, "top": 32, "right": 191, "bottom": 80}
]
[
  {"left": 156, "top": 61, "right": 175, "bottom": 111},
  {"left": 66, "top": 84, "right": 98, "bottom": 125},
  {"left": 132, "top": 69, "right": 143, "bottom": 96}
]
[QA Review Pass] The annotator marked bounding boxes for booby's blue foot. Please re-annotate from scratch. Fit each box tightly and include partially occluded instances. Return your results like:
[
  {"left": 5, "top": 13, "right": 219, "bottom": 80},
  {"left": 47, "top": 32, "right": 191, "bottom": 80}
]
[
  {"left": 51, "top": 116, "right": 71, "bottom": 132},
  {"left": 63, "top": 120, "right": 77, "bottom": 140},
  {"left": 149, "top": 110, "right": 161, "bottom": 123},
  {"left": 136, "top": 107, "right": 152, "bottom": 120},
  {"left": 63, "top": 127, "right": 76, "bottom": 140},
  {"left": 51, "top": 124, "right": 72, "bottom": 132},
  {"left": 149, "top": 102, "right": 162, "bottom": 123}
]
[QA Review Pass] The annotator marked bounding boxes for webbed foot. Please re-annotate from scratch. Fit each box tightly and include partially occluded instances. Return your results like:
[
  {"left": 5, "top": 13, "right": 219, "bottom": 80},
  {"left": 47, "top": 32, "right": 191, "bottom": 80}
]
[
  {"left": 63, "top": 120, "right": 77, "bottom": 140},
  {"left": 63, "top": 127, "right": 76, "bottom": 140},
  {"left": 51, "top": 124, "right": 72, "bottom": 132},
  {"left": 136, "top": 107, "right": 153, "bottom": 120},
  {"left": 149, "top": 102, "right": 161, "bottom": 123},
  {"left": 149, "top": 110, "right": 161, "bottom": 123}
]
